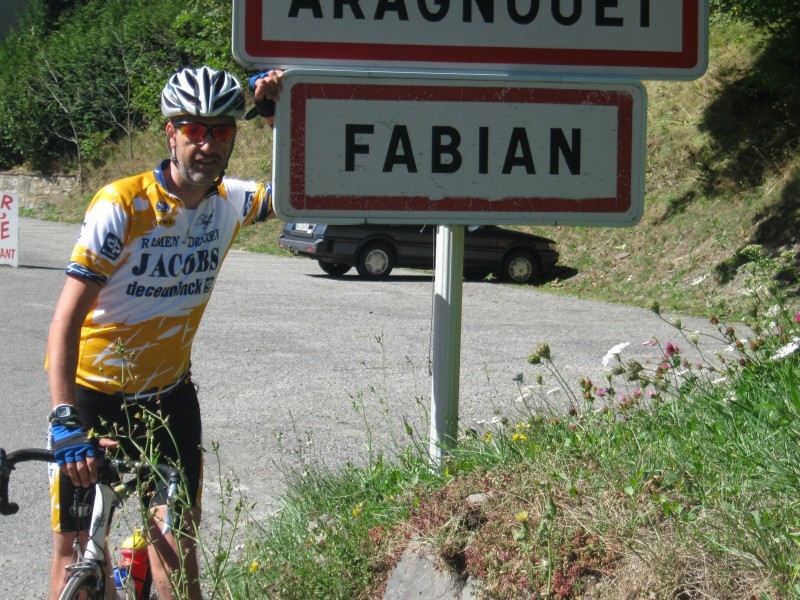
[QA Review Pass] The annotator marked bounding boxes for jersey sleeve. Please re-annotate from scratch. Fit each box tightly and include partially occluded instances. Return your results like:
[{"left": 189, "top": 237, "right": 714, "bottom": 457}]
[
  {"left": 67, "top": 187, "right": 130, "bottom": 285},
  {"left": 222, "top": 179, "right": 273, "bottom": 226}
]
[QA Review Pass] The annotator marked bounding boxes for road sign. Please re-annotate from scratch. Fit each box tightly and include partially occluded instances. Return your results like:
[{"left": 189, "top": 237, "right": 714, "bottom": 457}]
[
  {"left": 0, "top": 192, "right": 19, "bottom": 268},
  {"left": 272, "top": 70, "right": 647, "bottom": 227},
  {"left": 233, "top": 0, "right": 708, "bottom": 80}
]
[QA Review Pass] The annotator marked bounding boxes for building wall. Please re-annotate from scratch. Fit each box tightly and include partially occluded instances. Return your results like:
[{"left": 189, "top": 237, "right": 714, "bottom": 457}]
[{"left": 0, "top": 173, "right": 80, "bottom": 212}]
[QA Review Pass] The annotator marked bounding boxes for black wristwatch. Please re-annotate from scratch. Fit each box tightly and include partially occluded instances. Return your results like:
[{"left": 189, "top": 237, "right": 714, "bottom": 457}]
[{"left": 49, "top": 404, "right": 83, "bottom": 427}]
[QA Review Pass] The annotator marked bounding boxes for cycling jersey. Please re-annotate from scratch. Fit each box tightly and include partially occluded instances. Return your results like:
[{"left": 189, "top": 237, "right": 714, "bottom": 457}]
[{"left": 59, "top": 159, "right": 272, "bottom": 397}]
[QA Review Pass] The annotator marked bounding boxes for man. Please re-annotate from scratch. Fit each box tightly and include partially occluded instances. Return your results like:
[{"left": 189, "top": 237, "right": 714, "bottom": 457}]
[{"left": 46, "top": 66, "right": 284, "bottom": 599}]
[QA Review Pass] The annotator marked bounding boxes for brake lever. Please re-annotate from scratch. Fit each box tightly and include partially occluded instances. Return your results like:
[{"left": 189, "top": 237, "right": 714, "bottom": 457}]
[{"left": 0, "top": 449, "right": 20, "bottom": 516}]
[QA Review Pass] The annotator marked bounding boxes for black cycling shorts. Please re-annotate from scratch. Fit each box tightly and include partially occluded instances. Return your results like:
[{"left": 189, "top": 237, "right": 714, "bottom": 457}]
[{"left": 48, "top": 380, "right": 203, "bottom": 533}]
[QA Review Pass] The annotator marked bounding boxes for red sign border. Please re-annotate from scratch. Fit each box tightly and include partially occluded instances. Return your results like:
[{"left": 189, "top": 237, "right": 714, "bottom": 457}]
[
  {"left": 287, "top": 83, "right": 635, "bottom": 216},
  {"left": 243, "top": 0, "right": 702, "bottom": 74}
]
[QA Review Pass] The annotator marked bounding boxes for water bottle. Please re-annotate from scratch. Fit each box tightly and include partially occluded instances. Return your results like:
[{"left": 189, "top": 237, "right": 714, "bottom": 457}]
[
  {"left": 120, "top": 529, "right": 148, "bottom": 599},
  {"left": 113, "top": 563, "right": 135, "bottom": 599}
]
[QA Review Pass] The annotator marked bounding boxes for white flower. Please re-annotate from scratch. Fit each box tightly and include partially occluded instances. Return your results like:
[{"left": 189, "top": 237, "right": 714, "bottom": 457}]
[
  {"left": 772, "top": 337, "right": 800, "bottom": 361},
  {"left": 602, "top": 342, "right": 630, "bottom": 367}
]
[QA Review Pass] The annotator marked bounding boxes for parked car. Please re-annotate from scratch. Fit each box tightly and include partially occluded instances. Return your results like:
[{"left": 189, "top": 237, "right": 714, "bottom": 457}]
[{"left": 277, "top": 223, "right": 559, "bottom": 284}]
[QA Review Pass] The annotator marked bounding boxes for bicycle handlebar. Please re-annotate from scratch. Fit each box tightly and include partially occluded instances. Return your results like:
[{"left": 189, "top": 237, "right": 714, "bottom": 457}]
[{"left": 0, "top": 447, "right": 182, "bottom": 517}]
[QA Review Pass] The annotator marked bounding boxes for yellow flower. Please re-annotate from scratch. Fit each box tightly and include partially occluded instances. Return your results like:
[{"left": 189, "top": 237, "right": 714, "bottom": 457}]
[
  {"left": 515, "top": 511, "right": 529, "bottom": 524},
  {"left": 249, "top": 560, "right": 259, "bottom": 573},
  {"left": 352, "top": 502, "right": 364, "bottom": 518},
  {"left": 484, "top": 432, "right": 493, "bottom": 441},
  {"left": 512, "top": 433, "right": 527, "bottom": 442}
]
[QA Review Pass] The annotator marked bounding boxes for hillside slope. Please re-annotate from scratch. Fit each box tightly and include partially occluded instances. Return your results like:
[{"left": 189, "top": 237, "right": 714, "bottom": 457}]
[{"left": 43, "top": 20, "right": 800, "bottom": 320}]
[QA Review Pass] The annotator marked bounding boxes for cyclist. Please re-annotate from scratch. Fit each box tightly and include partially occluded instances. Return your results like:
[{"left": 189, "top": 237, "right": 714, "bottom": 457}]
[{"left": 46, "top": 66, "right": 284, "bottom": 600}]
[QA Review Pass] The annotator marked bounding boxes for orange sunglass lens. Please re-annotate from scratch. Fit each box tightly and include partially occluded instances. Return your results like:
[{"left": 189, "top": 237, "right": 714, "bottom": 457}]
[{"left": 177, "top": 123, "right": 235, "bottom": 142}]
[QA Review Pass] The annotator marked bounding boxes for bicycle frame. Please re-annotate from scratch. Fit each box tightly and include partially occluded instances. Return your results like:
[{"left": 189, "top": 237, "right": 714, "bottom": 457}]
[{"left": 0, "top": 447, "right": 182, "bottom": 598}]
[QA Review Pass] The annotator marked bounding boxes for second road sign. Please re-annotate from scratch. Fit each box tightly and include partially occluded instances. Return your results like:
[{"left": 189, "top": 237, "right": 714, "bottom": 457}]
[{"left": 272, "top": 70, "right": 647, "bottom": 227}]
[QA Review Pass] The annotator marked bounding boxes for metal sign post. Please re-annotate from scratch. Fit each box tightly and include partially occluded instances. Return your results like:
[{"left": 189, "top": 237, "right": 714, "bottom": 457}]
[
  {"left": 233, "top": 3, "right": 709, "bottom": 472},
  {"left": 270, "top": 69, "right": 647, "bottom": 470},
  {"left": 429, "top": 224, "right": 465, "bottom": 469}
]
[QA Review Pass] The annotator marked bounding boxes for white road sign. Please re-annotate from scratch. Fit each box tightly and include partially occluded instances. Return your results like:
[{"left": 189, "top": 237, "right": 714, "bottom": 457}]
[
  {"left": 0, "top": 191, "right": 19, "bottom": 268},
  {"left": 233, "top": 0, "right": 708, "bottom": 79},
  {"left": 272, "top": 70, "right": 647, "bottom": 226}
]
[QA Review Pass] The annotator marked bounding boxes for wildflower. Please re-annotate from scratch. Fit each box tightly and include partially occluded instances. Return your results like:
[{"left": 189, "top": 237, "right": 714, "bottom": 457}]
[
  {"left": 625, "top": 359, "right": 643, "bottom": 381},
  {"left": 512, "top": 433, "right": 528, "bottom": 442},
  {"left": 484, "top": 432, "right": 493, "bottom": 441},
  {"left": 641, "top": 339, "right": 658, "bottom": 347},
  {"left": 596, "top": 388, "right": 608, "bottom": 397},
  {"left": 249, "top": 561, "right": 259, "bottom": 573},
  {"left": 689, "top": 331, "right": 700, "bottom": 345},
  {"left": 536, "top": 342, "right": 551, "bottom": 360},
  {"left": 602, "top": 342, "right": 630, "bottom": 367},
  {"left": 671, "top": 317, "right": 682, "bottom": 329},
  {"left": 515, "top": 511, "right": 529, "bottom": 524},
  {"left": 665, "top": 342, "right": 679, "bottom": 356},
  {"left": 795, "top": 311, "right": 800, "bottom": 324},
  {"left": 772, "top": 337, "right": 800, "bottom": 361},
  {"left": 352, "top": 502, "right": 364, "bottom": 518}
]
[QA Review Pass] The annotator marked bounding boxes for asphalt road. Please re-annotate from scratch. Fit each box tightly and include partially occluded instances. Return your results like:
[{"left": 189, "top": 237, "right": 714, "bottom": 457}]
[{"left": 0, "top": 217, "right": 726, "bottom": 597}]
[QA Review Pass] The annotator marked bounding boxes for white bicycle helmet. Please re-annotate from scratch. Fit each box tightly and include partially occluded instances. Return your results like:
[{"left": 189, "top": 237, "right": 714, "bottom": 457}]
[{"left": 161, "top": 66, "right": 246, "bottom": 119}]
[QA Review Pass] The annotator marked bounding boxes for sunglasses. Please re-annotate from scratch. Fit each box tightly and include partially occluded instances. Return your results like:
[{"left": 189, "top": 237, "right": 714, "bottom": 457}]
[{"left": 173, "top": 121, "right": 236, "bottom": 142}]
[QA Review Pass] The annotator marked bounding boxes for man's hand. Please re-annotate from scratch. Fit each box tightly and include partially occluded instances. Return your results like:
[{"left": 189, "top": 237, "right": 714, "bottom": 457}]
[
  {"left": 246, "top": 69, "right": 285, "bottom": 125},
  {"left": 251, "top": 69, "right": 284, "bottom": 103},
  {"left": 51, "top": 427, "right": 118, "bottom": 488}
]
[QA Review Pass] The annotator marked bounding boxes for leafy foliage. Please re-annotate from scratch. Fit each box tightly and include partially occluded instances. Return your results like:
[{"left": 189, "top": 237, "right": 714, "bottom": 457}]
[
  {"left": 0, "top": 0, "right": 239, "bottom": 172},
  {"left": 710, "top": 0, "right": 798, "bottom": 30}
]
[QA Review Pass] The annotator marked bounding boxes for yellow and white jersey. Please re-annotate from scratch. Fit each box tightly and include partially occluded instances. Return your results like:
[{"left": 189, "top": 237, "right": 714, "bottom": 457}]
[{"left": 63, "top": 160, "right": 272, "bottom": 397}]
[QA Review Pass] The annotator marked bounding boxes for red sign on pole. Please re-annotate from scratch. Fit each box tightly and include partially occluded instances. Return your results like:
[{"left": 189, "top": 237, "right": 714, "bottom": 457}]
[
  {"left": 272, "top": 71, "right": 647, "bottom": 226},
  {"left": 233, "top": 0, "right": 708, "bottom": 80}
]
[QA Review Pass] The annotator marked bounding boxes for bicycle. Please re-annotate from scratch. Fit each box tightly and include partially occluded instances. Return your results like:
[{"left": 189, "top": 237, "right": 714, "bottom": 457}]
[{"left": 0, "top": 446, "right": 181, "bottom": 600}]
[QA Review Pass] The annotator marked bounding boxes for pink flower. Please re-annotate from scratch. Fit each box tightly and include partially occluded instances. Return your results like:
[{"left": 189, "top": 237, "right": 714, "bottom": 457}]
[
  {"left": 665, "top": 342, "right": 679, "bottom": 356},
  {"left": 596, "top": 388, "right": 608, "bottom": 397},
  {"left": 794, "top": 311, "right": 800, "bottom": 324}
]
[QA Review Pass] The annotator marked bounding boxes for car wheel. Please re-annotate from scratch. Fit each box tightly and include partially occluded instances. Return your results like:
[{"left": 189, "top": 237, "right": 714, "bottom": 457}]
[
  {"left": 502, "top": 249, "right": 539, "bottom": 284},
  {"left": 318, "top": 261, "right": 351, "bottom": 276},
  {"left": 356, "top": 242, "right": 395, "bottom": 279}
]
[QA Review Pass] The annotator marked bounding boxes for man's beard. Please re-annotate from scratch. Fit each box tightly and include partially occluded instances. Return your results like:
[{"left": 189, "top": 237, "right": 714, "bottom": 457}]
[{"left": 175, "top": 152, "right": 230, "bottom": 187}]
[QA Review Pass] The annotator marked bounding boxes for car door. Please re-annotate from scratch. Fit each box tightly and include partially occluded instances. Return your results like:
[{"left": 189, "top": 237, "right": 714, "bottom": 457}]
[
  {"left": 390, "top": 224, "right": 436, "bottom": 269},
  {"left": 464, "top": 225, "right": 501, "bottom": 275}
]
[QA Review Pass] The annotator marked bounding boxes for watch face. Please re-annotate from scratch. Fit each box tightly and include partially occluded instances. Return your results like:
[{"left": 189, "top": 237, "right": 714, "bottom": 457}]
[{"left": 51, "top": 405, "right": 78, "bottom": 422}]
